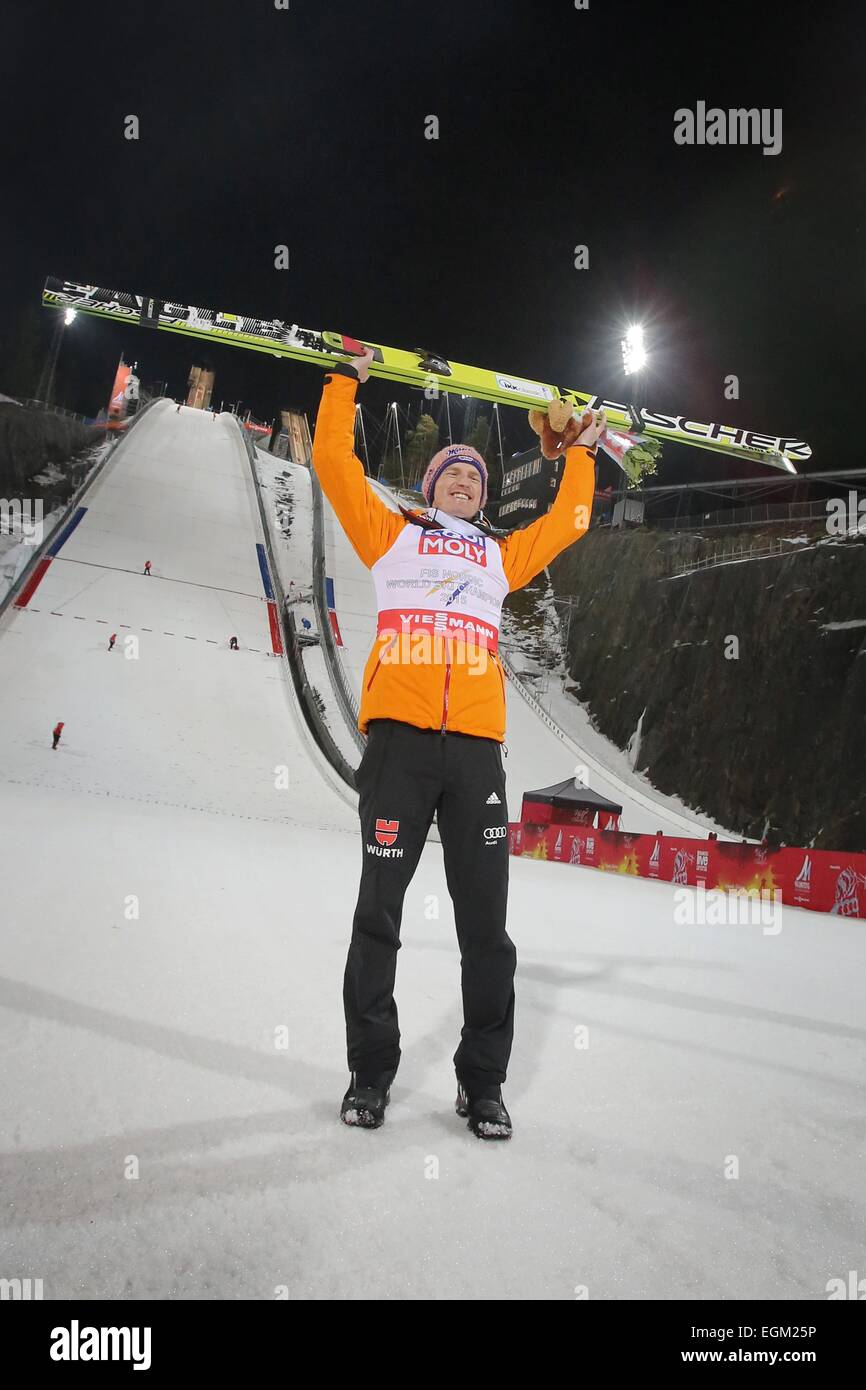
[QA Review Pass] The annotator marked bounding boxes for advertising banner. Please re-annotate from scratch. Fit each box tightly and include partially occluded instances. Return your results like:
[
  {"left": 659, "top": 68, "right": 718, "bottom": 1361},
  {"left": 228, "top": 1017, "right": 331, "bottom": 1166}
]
[
  {"left": 776, "top": 848, "right": 866, "bottom": 917},
  {"left": 510, "top": 825, "right": 866, "bottom": 920},
  {"left": 108, "top": 360, "right": 131, "bottom": 419}
]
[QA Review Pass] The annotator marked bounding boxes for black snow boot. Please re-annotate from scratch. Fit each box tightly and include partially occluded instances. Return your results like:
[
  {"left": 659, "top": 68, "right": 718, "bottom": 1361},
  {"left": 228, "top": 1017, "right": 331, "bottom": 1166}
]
[
  {"left": 455, "top": 1081, "right": 512, "bottom": 1140},
  {"left": 340, "top": 1072, "right": 391, "bottom": 1129}
]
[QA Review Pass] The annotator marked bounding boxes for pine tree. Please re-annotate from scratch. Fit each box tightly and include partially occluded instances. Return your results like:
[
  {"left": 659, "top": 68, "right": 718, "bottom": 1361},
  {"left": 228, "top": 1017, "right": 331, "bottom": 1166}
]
[
  {"left": 404, "top": 412, "right": 440, "bottom": 490},
  {"left": 379, "top": 443, "right": 403, "bottom": 489},
  {"left": 0, "top": 303, "right": 46, "bottom": 400}
]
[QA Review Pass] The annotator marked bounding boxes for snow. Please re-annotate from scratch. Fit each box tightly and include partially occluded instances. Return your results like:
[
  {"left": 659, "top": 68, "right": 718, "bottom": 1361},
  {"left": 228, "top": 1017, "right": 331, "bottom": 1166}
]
[
  {"left": 301, "top": 643, "right": 364, "bottom": 766},
  {"left": 2, "top": 780, "right": 863, "bottom": 1300},
  {"left": 0, "top": 505, "right": 63, "bottom": 600},
  {"left": 1, "top": 401, "right": 862, "bottom": 1300},
  {"left": 30, "top": 462, "right": 68, "bottom": 487},
  {"left": 0, "top": 402, "right": 355, "bottom": 826},
  {"left": 817, "top": 527, "right": 866, "bottom": 545},
  {"left": 820, "top": 619, "right": 866, "bottom": 631},
  {"left": 626, "top": 707, "right": 646, "bottom": 771},
  {"left": 253, "top": 447, "right": 314, "bottom": 597}
]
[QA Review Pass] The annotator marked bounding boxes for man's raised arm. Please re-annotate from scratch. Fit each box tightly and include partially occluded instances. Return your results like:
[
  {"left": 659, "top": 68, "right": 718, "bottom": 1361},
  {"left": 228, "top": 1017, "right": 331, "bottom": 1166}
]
[{"left": 311, "top": 361, "right": 404, "bottom": 569}]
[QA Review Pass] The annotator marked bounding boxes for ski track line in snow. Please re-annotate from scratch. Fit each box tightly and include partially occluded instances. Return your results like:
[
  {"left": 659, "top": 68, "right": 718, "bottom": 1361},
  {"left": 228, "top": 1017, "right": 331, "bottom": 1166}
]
[
  {"left": 50, "top": 554, "right": 265, "bottom": 602},
  {"left": 0, "top": 775, "right": 357, "bottom": 835},
  {"left": 12, "top": 606, "right": 267, "bottom": 653}
]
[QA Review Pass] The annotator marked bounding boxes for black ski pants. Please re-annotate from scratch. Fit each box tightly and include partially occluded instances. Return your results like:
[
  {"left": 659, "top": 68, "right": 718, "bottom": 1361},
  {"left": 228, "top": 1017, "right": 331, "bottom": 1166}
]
[{"left": 345, "top": 718, "right": 515, "bottom": 1096}]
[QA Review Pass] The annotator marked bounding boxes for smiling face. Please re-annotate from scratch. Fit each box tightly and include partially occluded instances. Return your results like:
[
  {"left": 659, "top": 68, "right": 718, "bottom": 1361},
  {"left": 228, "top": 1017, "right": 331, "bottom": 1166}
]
[{"left": 431, "top": 461, "right": 483, "bottom": 520}]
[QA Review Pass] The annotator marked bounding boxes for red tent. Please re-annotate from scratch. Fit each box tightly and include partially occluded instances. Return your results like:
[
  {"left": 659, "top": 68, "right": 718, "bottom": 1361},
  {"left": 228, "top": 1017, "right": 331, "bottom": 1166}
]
[{"left": 521, "top": 779, "right": 623, "bottom": 833}]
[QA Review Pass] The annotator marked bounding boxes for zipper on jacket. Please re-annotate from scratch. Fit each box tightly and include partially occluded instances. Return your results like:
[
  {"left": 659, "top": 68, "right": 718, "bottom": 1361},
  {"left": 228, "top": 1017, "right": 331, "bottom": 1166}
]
[
  {"left": 366, "top": 657, "right": 383, "bottom": 693},
  {"left": 440, "top": 641, "right": 452, "bottom": 734},
  {"left": 493, "top": 652, "right": 507, "bottom": 754}
]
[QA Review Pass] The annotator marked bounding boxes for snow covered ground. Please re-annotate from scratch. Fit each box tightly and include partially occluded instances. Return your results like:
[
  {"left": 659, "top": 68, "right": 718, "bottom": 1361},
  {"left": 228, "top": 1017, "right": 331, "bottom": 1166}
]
[
  {"left": 2, "top": 781, "right": 863, "bottom": 1300},
  {"left": 1, "top": 402, "right": 862, "bottom": 1301},
  {"left": 0, "top": 404, "right": 352, "bottom": 824}
]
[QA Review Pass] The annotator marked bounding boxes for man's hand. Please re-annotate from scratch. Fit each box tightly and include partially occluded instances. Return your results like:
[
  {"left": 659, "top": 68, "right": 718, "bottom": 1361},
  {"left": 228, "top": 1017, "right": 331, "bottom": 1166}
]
[
  {"left": 347, "top": 346, "right": 376, "bottom": 383},
  {"left": 575, "top": 407, "right": 607, "bottom": 450}
]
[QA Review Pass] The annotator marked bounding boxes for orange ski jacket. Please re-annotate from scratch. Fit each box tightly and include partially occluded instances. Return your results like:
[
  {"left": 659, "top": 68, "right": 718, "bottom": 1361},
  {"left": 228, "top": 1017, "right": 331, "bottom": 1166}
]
[{"left": 312, "top": 371, "right": 596, "bottom": 742}]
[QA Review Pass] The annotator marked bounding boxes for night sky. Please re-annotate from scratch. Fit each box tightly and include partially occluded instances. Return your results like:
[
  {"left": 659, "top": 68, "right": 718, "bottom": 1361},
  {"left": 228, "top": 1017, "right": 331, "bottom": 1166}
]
[{"left": 1, "top": 0, "right": 862, "bottom": 480}]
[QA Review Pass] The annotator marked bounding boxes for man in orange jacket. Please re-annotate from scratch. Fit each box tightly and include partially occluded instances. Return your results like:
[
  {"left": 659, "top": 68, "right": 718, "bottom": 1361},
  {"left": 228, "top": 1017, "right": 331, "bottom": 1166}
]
[{"left": 313, "top": 348, "right": 603, "bottom": 1138}]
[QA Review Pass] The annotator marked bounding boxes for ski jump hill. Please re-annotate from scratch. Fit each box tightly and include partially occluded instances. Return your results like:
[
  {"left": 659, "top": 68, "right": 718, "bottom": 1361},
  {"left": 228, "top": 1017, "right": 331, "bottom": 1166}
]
[{"left": 0, "top": 400, "right": 862, "bottom": 1301}]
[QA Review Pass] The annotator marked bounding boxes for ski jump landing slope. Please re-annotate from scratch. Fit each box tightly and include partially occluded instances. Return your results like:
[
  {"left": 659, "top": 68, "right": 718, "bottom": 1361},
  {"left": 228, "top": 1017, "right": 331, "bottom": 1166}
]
[
  {"left": 0, "top": 409, "right": 863, "bottom": 1301},
  {"left": 0, "top": 402, "right": 353, "bottom": 825}
]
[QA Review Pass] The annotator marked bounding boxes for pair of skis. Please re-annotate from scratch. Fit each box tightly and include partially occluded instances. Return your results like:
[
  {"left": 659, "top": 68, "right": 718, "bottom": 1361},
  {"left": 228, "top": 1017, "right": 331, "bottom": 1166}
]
[{"left": 41, "top": 277, "right": 809, "bottom": 480}]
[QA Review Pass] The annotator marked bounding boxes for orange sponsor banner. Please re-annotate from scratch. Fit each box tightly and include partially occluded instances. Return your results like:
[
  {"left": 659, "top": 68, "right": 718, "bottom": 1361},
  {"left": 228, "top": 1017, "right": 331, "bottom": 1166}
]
[{"left": 108, "top": 360, "right": 131, "bottom": 419}]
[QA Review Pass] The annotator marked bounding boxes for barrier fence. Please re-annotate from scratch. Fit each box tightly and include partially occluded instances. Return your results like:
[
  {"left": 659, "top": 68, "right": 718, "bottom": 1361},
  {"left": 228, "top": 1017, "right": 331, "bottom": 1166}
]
[
  {"left": 510, "top": 823, "right": 866, "bottom": 920},
  {"left": 669, "top": 535, "right": 816, "bottom": 579},
  {"left": 653, "top": 499, "right": 834, "bottom": 532}
]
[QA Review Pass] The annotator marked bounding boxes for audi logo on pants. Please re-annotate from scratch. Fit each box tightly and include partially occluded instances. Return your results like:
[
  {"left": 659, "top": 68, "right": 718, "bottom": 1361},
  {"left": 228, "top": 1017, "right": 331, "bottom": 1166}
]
[{"left": 484, "top": 825, "right": 507, "bottom": 842}]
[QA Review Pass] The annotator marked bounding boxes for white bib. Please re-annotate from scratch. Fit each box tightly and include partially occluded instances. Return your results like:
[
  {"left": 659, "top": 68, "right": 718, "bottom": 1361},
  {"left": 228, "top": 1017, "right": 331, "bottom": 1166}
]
[{"left": 372, "top": 511, "right": 508, "bottom": 651}]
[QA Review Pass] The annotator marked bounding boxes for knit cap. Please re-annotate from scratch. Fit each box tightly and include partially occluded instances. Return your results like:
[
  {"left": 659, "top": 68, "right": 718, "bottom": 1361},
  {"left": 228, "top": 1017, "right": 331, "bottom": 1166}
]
[{"left": 422, "top": 444, "right": 488, "bottom": 509}]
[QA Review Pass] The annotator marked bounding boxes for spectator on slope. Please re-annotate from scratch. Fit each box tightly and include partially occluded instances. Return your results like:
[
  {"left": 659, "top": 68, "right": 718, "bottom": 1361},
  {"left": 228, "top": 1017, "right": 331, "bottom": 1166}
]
[
  {"left": 313, "top": 346, "right": 604, "bottom": 1141},
  {"left": 52, "top": 720, "right": 64, "bottom": 750},
  {"left": 143, "top": 560, "right": 152, "bottom": 576},
  {"left": 108, "top": 633, "right": 117, "bottom": 651},
  {"left": 229, "top": 636, "right": 239, "bottom": 650}
]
